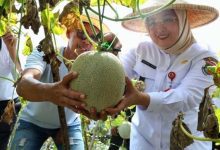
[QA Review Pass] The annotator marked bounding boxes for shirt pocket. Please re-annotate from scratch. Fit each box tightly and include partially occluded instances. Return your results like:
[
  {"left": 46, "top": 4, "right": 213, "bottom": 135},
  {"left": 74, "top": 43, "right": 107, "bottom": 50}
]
[{"left": 133, "top": 61, "right": 156, "bottom": 91}]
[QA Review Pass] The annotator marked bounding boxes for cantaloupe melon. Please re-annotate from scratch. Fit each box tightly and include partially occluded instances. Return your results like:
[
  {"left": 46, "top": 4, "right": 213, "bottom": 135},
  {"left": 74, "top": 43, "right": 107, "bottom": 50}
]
[{"left": 70, "top": 51, "right": 125, "bottom": 112}]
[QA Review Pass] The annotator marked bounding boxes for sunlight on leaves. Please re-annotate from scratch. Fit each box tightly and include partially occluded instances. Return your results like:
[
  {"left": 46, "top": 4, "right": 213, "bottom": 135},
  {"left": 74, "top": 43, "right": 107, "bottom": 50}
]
[
  {"left": 91, "top": 0, "right": 148, "bottom": 9},
  {"left": 0, "top": 18, "right": 7, "bottom": 36},
  {"left": 41, "top": 9, "right": 65, "bottom": 35},
  {"left": 22, "top": 35, "right": 33, "bottom": 56},
  {"left": 214, "top": 108, "right": 220, "bottom": 132}
]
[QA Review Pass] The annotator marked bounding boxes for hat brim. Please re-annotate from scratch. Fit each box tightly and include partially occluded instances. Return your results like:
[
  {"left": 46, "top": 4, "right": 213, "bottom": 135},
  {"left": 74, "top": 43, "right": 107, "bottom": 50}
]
[
  {"left": 81, "top": 15, "right": 110, "bottom": 33},
  {"left": 122, "top": 3, "right": 219, "bottom": 33}
]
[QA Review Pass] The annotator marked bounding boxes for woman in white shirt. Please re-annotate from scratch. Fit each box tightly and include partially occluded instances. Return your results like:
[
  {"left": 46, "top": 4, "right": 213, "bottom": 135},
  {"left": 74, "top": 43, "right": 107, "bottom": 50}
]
[
  {"left": 106, "top": 1, "right": 219, "bottom": 149},
  {"left": 0, "top": 30, "right": 22, "bottom": 150}
]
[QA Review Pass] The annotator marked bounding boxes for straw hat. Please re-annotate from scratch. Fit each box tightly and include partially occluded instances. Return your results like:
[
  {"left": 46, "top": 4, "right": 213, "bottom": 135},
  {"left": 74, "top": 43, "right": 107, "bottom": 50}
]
[
  {"left": 81, "top": 14, "right": 110, "bottom": 33},
  {"left": 121, "top": 0, "right": 219, "bottom": 33}
]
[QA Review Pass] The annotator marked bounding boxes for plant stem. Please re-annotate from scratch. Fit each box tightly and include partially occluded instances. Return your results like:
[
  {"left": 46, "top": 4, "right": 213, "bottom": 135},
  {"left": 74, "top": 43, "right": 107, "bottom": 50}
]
[
  {"left": 88, "top": 0, "right": 176, "bottom": 22},
  {"left": 79, "top": 16, "right": 98, "bottom": 47},
  {"left": 15, "top": 0, "right": 24, "bottom": 79},
  {"left": 0, "top": 76, "right": 15, "bottom": 83},
  {"left": 38, "top": 1, "right": 70, "bottom": 149},
  {"left": 180, "top": 120, "right": 220, "bottom": 142},
  {"left": 105, "top": 0, "right": 119, "bottom": 19},
  {"left": 81, "top": 115, "right": 89, "bottom": 150},
  {"left": 84, "top": 8, "right": 97, "bottom": 36},
  {"left": 97, "top": 0, "right": 103, "bottom": 41},
  {"left": 89, "top": 120, "right": 101, "bottom": 150}
]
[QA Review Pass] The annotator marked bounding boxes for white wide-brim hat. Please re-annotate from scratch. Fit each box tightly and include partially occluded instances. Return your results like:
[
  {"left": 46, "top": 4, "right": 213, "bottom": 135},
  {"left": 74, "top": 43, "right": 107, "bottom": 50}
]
[{"left": 121, "top": 0, "right": 219, "bottom": 33}]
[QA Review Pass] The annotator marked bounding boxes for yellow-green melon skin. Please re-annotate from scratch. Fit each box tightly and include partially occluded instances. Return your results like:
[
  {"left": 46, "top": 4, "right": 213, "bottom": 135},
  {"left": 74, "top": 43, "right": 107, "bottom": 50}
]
[{"left": 70, "top": 51, "right": 125, "bottom": 112}]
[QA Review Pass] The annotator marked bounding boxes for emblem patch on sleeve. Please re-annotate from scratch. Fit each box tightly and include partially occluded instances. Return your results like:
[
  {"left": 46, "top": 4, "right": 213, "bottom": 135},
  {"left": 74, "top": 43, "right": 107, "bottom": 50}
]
[{"left": 202, "top": 57, "right": 218, "bottom": 75}]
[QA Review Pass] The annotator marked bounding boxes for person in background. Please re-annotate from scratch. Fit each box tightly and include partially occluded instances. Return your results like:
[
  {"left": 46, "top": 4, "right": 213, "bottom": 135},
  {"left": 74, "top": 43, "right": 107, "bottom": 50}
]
[
  {"left": 0, "top": 30, "right": 22, "bottom": 150},
  {"left": 106, "top": 1, "right": 219, "bottom": 150},
  {"left": 10, "top": 13, "right": 121, "bottom": 149}
]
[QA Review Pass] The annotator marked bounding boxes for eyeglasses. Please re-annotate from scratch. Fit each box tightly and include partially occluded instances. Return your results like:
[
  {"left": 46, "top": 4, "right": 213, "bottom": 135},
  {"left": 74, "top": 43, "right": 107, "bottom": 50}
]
[
  {"left": 146, "top": 17, "right": 177, "bottom": 29},
  {"left": 76, "top": 30, "right": 99, "bottom": 42}
]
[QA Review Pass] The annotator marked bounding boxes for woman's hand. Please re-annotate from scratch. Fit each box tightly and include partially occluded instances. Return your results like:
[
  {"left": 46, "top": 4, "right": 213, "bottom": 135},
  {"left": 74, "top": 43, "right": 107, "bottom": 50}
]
[
  {"left": 105, "top": 77, "right": 150, "bottom": 116},
  {"left": 2, "top": 31, "right": 17, "bottom": 54},
  {"left": 2, "top": 30, "right": 22, "bottom": 73}
]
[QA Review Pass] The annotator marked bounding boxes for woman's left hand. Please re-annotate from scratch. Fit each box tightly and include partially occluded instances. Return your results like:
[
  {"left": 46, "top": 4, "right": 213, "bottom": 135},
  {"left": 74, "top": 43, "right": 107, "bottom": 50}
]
[
  {"left": 105, "top": 77, "right": 139, "bottom": 115},
  {"left": 105, "top": 77, "right": 150, "bottom": 116}
]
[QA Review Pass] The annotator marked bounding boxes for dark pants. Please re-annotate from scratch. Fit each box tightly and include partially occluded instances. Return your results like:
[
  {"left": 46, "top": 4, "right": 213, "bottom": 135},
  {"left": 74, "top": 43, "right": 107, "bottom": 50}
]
[{"left": 0, "top": 98, "right": 21, "bottom": 150}]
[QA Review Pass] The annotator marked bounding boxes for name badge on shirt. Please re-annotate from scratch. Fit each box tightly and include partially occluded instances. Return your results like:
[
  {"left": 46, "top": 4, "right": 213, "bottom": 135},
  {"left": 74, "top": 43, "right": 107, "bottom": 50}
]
[{"left": 141, "top": 59, "right": 157, "bottom": 69}]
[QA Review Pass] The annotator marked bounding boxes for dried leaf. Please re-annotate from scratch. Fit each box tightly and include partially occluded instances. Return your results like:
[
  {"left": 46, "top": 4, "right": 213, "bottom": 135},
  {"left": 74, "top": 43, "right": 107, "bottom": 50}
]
[
  {"left": 197, "top": 86, "right": 219, "bottom": 138},
  {"left": 38, "top": 0, "right": 59, "bottom": 11},
  {"left": 20, "top": 0, "right": 41, "bottom": 34},
  {"left": 59, "top": 1, "right": 81, "bottom": 31},
  {"left": 203, "top": 111, "right": 219, "bottom": 139},
  {"left": 37, "top": 34, "right": 61, "bottom": 81},
  {"left": 0, "top": 100, "right": 15, "bottom": 125},
  {"left": 37, "top": 34, "right": 54, "bottom": 56},
  {"left": 197, "top": 87, "right": 209, "bottom": 131},
  {"left": 170, "top": 113, "right": 193, "bottom": 150},
  {"left": 51, "top": 57, "right": 61, "bottom": 81}
]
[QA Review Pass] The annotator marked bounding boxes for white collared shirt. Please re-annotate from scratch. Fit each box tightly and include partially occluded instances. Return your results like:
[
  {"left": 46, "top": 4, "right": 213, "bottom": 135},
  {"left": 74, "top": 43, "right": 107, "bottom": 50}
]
[
  {"left": 0, "top": 39, "right": 18, "bottom": 100},
  {"left": 119, "top": 41, "right": 217, "bottom": 150}
]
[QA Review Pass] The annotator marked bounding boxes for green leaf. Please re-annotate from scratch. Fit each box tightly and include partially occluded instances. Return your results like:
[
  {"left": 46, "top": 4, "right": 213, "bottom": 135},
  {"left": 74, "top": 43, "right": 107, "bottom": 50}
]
[
  {"left": 90, "top": 0, "right": 148, "bottom": 8},
  {"left": 0, "top": 0, "right": 10, "bottom": 8},
  {"left": 128, "top": 105, "right": 136, "bottom": 110},
  {"left": 41, "top": 9, "right": 65, "bottom": 35},
  {"left": 0, "top": 0, "right": 4, "bottom": 6},
  {"left": 8, "top": 13, "right": 18, "bottom": 25},
  {"left": 52, "top": 24, "right": 65, "bottom": 35},
  {"left": 111, "top": 114, "right": 126, "bottom": 127},
  {"left": 22, "top": 45, "right": 31, "bottom": 56},
  {"left": 22, "top": 35, "right": 33, "bottom": 56},
  {"left": 212, "top": 88, "right": 220, "bottom": 98},
  {"left": 214, "top": 108, "right": 220, "bottom": 132},
  {"left": 16, "top": 0, "right": 26, "bottom": 3},
  {"left": 0, "top": 18, "right": 7, "bottom": 36},
  {"left": 41, "top": 8, "right": 54, "bottom": 31},
  {"left": 90, "top": 0, "right": 105, "bottom": 6}
]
